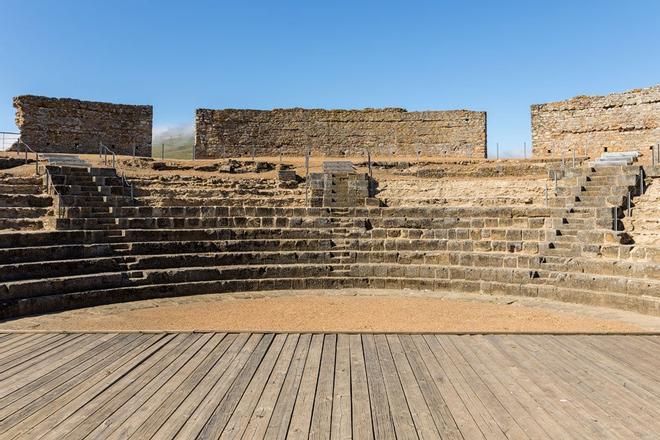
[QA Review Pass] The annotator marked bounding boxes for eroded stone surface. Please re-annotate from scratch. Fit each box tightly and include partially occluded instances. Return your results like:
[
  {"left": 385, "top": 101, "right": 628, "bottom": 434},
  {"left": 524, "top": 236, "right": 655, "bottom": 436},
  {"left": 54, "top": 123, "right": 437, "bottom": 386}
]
[
  {"left": 13, "top": 95, "right": 152, "bottom": 155},
  {"left": 195, "top": 108, "right": 487, "bottom": 158},
  {"left": 531, "top": 84, "right": 660, "bottom": 159}
]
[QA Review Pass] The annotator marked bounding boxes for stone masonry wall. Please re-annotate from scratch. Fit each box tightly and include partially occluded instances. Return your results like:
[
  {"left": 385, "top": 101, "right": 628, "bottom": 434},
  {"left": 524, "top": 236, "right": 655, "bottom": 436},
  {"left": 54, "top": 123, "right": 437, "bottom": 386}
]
[
  {"left": 195, "top": 108, "right": 487, "bottom": 158},
  {"left": 531, "top": 85, "right": 660, "bottom": 159},
  {"left": 14, "top": 95, "right": 153, "bottom": 156}
]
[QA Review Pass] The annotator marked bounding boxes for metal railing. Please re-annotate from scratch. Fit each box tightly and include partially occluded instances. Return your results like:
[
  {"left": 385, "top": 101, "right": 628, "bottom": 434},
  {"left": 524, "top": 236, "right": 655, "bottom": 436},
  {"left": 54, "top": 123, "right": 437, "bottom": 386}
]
[
  {"left": 44, "top": 167, "right": 65, "bottom": 218},
  {"left": 120, "top": 173, "right": 135, "bottom": 204},
  {"left": 99, "top": 142, "right": 116, "bottom": 168},
  {"left": 100, "top": 142, "right": 135, "bottom": 205},
  {"left": 16, "top": 138, "right": 43, "bottom": 175}
]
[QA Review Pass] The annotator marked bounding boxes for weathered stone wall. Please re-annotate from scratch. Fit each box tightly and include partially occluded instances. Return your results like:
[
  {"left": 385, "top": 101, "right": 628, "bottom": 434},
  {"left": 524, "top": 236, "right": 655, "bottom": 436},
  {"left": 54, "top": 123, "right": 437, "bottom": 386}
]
[
  {"left": 14, "top": 95, "right": 152, "bottom": 156},
  {"left": 531, "top": 85, "right": 660, "bottom": 159},
  {"left": 195, "top": 108, "right": 487, "bottom": 158}
]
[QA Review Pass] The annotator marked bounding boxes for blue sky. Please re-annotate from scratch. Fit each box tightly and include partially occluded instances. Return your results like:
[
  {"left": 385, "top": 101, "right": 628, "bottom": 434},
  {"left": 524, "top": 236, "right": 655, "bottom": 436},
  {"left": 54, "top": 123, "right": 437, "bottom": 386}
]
[{"left": 1, "top": 0, "right": 658, "bottom": 157}]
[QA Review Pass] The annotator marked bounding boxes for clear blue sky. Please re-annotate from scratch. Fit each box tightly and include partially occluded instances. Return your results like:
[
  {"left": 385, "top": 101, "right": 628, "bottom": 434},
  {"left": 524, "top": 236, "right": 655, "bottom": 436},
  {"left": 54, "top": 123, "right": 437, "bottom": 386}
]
[{"left": 1, "top": 0, "right": 659, "bottom": 157}]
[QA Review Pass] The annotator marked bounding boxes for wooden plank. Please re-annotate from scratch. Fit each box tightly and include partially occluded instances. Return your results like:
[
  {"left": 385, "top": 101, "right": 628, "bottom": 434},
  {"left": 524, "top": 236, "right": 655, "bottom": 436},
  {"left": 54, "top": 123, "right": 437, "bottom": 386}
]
[
  {"left": 475, "top": 335, "right": 601, "bottom": 439},
  {"left": 151, "top": 333, "right": 254, "bottom": 438},
  {"left": 581, "top": 336, "right": 660, "bottom": 385},
  {"left": 0, "top": 333, "right": 44, "bottom": 353},
  {"left": 170, "top": 333, "right": 265, "bottom": 438},
  {"left": 0, "top": 334, "right": 167, "bottom": 439},
  {"left": 373, "top": 334, "right": 418, "bottom": 439},
  {"left": 76, "top": 333, "right": 215, "bottom": 439},
  {"left": 191, "top": 333, "right": 277, "bottom": 438},
  {"left": 408, "top": 335, "right": 484, "bottom": 439},
  {"left": 262, "top": 333, "right": 312, "bottom": 440},
  {"left": 286, "top": 333, "right": 324, "bottom": 439},
  {"left": 361, "top": 334, "right": 395, "bottom": 440},
  {"left": 0, "top": 333, "right": 122, "bottom": 412},
  {"left": 219, "top": 333, "right": 289, "bottom": 439},
  {"left": 576, "top": 336, "right": 660, "bottom": 399},
  {"left": 330, "top": 334, "right": 351, "bottom": 440},
  {"left": 347, "top": 334, "right": 373, "bottom": 440},
  {"left": 435, "top": 335, "right": 528, "bottom": 440},
  {"left": 542, "top": 335, "right": 660, "bottom": 431},
  {"left": 385, "top": 334, "right": 440, "bottom": 439},
  {"left": 123, "top": 333, "right": 239, "bottom": 440},
  {"left": 450, "top": 335, "right": 558, "bottom": 439},
  {"left": 547, "top": 335, "right": 660, "bottom": 417},
  {"left": 422, "top": 335, "right": 506, "bottom": 440},
  {"left": 103, "top": 333, "right": 227, "bottom": 440},
  {"left": 241, "top": 333, "right": 301, "bottom": 440},
  {"left": 510, "top": 335, "right": 638, "bottom": 439},
  {"left": 397, "top": 335, "right": 462, "bottom": 440},
  {"left": 0, "top": 334, "right": 73, "bottom": 374},
  {"left": 38, "top": 333, "right": 194, "bottom": 440},
  {"left": 0, "top": 335, "right": 147, "bottom": 431},
  {"left": 0, "top": 334, "right": 64, "bottom": 367},
  {"left": 309, "top": 333, "right": 336, "bottom": 440}
]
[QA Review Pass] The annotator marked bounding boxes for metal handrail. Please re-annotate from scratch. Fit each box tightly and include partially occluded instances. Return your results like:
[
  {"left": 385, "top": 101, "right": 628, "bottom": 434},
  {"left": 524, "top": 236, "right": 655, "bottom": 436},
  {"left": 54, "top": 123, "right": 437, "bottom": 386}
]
[
  {"left": 99, "top": 142, "right": 116, "bottom": 168},
  {"left": 44, "top": 167, "right": 65, "bottom": 218},
  {"left": 16, "top": 138, "right": 42, "bottom": 175},
  {"left": 98, "top": 142, "right": 135, "bottom": 204},
  {"left": 120, "top": 172, "right": 135, "bottom": 204}
]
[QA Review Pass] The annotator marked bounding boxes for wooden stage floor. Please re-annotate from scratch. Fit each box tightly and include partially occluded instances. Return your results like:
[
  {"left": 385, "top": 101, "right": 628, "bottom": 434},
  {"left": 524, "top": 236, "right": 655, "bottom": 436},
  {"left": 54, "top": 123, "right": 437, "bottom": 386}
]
[{"left": 0, "top": 332, "right": 658, "bottom": 439}]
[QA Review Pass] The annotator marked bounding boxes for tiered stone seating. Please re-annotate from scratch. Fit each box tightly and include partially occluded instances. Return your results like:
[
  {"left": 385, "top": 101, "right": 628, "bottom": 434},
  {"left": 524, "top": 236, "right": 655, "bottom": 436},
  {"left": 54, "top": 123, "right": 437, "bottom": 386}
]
[
  {"left": 0, "top": 163, "right": 658, "bottom": 320},
  {"left": 130, "top": 175, "right": 305, "bottom": 207},
  {"left": 0, "top": 174, "right": 52, "bottom": 230}
]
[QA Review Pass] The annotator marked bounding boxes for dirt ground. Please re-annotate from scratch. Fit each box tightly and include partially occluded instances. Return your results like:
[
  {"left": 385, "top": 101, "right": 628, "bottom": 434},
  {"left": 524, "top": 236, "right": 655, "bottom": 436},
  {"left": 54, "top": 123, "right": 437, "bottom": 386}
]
[{"left": 2, "top": 289, "right": 658, "bottom": 333}]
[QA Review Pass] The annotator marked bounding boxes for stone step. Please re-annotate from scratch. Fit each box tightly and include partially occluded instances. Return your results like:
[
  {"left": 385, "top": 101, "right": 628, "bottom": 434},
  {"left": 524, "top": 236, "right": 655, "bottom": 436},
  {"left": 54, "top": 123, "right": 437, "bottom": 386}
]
[
  {"left": 49, "top": 175, "right": 124, "bottom": 187},
  {"left": 4, "top": 245, "right": 658, "bottom": 286},
  {"left": 0, "top": 268, "right": 660, "bottom": 318},
  {"left": 53, "top": 185, "right": 126, "bottom": 196},
  {"left": 0, "top": 184, "right": 43, "bottom": 195},
  {"left": 0, "top": 218, "right": 46, "bottom": 231},
  {"left": 0, "top": 194, "right": 53, "bottom": 208},
  {"left": 46, "top": 166, "right": 117, "bottom": 177},
  {"left": 57, "top": 194, "right": 134, "bottom": 207},
  {"left": 0, "top": 207, "right": 50, "bottom": 219},
  {"left": 0, "top": 176, "right": 42, "bottom": 185}
]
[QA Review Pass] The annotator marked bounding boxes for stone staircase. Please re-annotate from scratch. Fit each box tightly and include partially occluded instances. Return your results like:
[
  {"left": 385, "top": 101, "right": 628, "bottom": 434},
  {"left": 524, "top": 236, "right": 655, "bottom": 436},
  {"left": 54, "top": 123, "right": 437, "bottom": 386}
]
[
  {"left": 543, "top": 156, "right": 644, "bottom": 257},
  {"left": 47, "top": 165, "right": 135, "bottom": 230}
]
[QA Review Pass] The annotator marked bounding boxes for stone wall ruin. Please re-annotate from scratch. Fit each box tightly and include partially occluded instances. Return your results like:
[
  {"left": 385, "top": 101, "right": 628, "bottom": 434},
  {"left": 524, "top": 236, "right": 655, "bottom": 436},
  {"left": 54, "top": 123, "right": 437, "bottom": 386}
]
[
  {"left": 194, "top": 108, "right": 487, "bottom": 159},
  {"left": 531, "top": 85, "right": 660, "bottom": 159},
  {"left": 13, "top": 95, "right": 153, "bottom": 156}
]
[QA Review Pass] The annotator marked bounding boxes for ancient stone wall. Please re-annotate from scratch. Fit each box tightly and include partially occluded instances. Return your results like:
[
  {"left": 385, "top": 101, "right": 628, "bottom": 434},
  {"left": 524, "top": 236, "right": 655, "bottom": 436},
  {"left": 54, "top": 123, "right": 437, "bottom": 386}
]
[
  {"left": 195, "top": 108, "right": 487, "bottom": 158},
  {"left": 531, "top": 85, "right": 660, "bottom": 159},
  {"left": 13, "top": 95, "right": 152, "bottom": 156}
]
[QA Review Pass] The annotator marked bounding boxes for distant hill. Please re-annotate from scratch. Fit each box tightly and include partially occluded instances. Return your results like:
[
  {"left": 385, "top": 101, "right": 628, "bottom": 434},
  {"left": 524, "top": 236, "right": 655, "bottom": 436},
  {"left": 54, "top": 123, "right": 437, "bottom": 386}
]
[{"left": 152, "top": 124, "right": 194, "bottom": 159}]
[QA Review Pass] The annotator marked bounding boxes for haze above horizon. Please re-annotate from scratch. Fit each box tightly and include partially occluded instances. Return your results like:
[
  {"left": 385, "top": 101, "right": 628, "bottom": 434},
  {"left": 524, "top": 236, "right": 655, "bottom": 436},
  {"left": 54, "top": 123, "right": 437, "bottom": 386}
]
[{"left": 1, "top": 0, "right": 659, "bottom": 157}]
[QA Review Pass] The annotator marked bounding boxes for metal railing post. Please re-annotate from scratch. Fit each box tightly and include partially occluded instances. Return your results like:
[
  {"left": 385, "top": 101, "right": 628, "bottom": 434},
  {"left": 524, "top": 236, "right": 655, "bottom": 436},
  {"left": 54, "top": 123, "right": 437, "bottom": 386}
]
[
  {"left": 572, "top": 149, "right": 576, "bottom": 168},
  {"left": 305, "top": 147, "right": 310, "bottom": 205},
  {"left": 161, "top": 143, "right": 164, "bottom": 160},
  {"left": 639, "top": 168, "right": 644, "bottom": 195},
  {"left": 627, "top": 191, "right": 631, "bottom": 217},
  {"left": 613, "top": 207, "right": 618, "bottom": 231}
]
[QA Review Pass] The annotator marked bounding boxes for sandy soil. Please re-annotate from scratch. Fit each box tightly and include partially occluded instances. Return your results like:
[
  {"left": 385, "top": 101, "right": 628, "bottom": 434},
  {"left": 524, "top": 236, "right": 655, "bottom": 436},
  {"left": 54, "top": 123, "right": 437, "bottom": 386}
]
[{"left": 2, "top": 289, "right": 657, "bottom": 333}]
